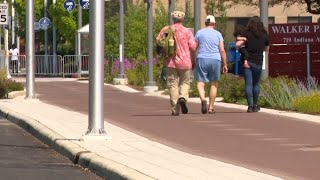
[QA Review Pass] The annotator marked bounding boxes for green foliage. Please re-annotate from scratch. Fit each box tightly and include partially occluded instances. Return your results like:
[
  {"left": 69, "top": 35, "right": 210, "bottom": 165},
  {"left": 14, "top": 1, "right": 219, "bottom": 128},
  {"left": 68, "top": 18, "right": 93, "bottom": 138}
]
[
  {"left": 105, "top": 0, "right": 168, "bottom": 61},
  {"left": 189, "top": 80, "right": 211, "bottom": 98},
  {"left": 0, "top": 69, "right": 7, "bottom": 81},
  {"left": 154, "top": 61, "right": 167, "bottom": 90},
  {"left": 205, "top": 0, "right": 229, "bottom": 38},
  {"left": 125, "top": 60, "right": 165, "bottom": 88},
  {"left": 294, "top": 93, "right": 320, "bottom": 114},
  {"left": 0, "top": 69, "right": 24, "bottom": 98},
  {"left": 183, "top": 0, "right": 194, "bottom": 28},
  {"left": 260, "top": 76, "right": 319, "bottom": 110},
  {"left": 104, "top": 0, "right": 169, "bottom": 86},
  {"left": 126, "top": 64, "right": 147, "bottom": 86},
  {"left": 189, "top": 74, "right": 246, "bottom": 103},
  {"left": 14, "top": 0, "right": 90, "bottom": 53},
  {"left": 6, "top": 80, "right": 24, "bottom": 92},
  {"left": 218, "top": 74, "right": 246, "bottom": 103}
]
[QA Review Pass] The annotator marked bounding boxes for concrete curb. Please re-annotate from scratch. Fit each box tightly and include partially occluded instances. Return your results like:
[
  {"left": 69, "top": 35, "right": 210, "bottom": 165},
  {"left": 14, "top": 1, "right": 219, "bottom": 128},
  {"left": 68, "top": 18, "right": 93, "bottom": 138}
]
[
  {"left": 0, "top": 105, "right": 154, "bottom": 180},
  {"left": 7, "top": 90, "right": 25, "bottom": 99}
]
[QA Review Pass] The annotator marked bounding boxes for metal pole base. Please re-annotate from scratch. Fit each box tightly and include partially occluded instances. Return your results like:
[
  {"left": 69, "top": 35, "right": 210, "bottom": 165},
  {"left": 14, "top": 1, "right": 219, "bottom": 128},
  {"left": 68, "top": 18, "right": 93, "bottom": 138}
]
[
  {"left": 23, "top": 97, "right": 39, "bottom": 101},
  {"left": 81, "top": 134, "right": 112, "bottom": 141},
  {"left": 85, "top": 128, "right": 107, "bottom": 135},
  {"left": 143, "top": 81, "right": 158, "bottom": 93},
  {"left": 113, "top": 77, "right": 128, "bottom": 85},
  {"left": 82, "top": 128, "right": 110, "bottom": 141}
]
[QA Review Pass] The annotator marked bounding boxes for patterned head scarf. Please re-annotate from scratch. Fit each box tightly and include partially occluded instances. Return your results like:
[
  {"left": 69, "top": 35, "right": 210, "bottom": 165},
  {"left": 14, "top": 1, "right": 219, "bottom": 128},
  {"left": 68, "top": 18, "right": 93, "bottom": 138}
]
[{"left": 171, "top": 11, "right": 185, "bottom": 20}]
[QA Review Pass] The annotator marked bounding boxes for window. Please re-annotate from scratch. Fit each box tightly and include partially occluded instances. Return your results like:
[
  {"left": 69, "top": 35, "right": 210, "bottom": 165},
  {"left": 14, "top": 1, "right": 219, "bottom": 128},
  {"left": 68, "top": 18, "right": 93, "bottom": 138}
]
[
  {"left": 268, "top": 17, "right": 275, "bottom": 24},
  {"left": 236, "top": 17, "right": 250, "bottom": 27},
  {"left": 235, "top": 17, "right": 275, "bottom": 26},
  {"left": 287, "top": 16, "right": 312, "bottom": 23}
]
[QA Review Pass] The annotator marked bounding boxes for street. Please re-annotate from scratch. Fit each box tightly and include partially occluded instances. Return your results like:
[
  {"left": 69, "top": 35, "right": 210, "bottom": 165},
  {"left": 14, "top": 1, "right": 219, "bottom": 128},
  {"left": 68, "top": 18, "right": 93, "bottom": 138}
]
[{"left": 0, "top": 117, "right": 101, "bottom": 180}]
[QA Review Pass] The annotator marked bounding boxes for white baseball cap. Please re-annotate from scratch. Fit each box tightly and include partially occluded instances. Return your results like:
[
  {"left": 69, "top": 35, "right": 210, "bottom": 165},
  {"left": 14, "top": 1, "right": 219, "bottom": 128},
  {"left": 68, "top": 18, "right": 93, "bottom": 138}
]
[{"left": 205, "top": 15, "right": 215, "bottom": 23}]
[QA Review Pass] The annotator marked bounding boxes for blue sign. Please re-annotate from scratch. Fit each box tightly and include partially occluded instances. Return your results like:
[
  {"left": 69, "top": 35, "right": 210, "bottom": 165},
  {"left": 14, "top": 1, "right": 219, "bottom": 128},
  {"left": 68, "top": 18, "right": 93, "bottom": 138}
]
[
  {"left": 63, "top": 0, "right": 76, "bottom": 12},
  {"left": 39, "top": 17, "right": 51, "bottom": 30},
  {"left": 79, "top": 0, "right": 89, "bottom": 10}
]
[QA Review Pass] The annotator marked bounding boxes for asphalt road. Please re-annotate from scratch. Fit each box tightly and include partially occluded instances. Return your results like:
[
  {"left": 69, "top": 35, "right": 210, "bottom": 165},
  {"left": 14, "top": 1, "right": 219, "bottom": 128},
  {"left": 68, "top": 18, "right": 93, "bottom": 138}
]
[
  {"left": 34, "top": 81, "right": 320, "bottom": 180},
  {"left": 0, "top": 117, "right": 101, "bottom": 180}
]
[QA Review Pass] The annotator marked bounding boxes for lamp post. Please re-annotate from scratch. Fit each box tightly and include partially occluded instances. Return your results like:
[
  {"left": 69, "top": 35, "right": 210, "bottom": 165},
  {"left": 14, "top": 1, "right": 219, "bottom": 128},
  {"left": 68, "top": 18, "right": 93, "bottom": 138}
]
[
  {"left": 44, "top": 0, "right": 48, "bottom": 71},
  {"left": 4, "top": 0, "right": 11, "bottom": 79},
  {"left": 169, "top": 0, "right": 174, "bottom": 25},
  {"left": 260, "top": 0, "right": 269, "bottom": 79},
  {"left": 52, "top": 0, "right": 57, "bottom": 73},
  {"left": 26, "top": 0, "right": 35, "bottom": 99},
  {"left": 113, "top": 0, "right": 128, "bottom": 85},
  {"left": 194, "top": 0, "right": 200, "bottom": 34},
  {"left": 52, "top": 0, "right": 57, "bottom": 56},
  {"left": 143, "top": 0, "right": 158, "bottom": 93},
  {"left": 11, "top": 0, "right": 15, "bottom": 44},
  {"left": 86, "top": 0, "right": 107, "bottom": 135}
]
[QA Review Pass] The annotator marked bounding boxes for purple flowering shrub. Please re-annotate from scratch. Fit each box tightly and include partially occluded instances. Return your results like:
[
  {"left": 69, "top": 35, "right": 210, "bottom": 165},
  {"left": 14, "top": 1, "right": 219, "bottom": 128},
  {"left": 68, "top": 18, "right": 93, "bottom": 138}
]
[{"left": 104, "top": 57, "right": 164, "bottom": 87}]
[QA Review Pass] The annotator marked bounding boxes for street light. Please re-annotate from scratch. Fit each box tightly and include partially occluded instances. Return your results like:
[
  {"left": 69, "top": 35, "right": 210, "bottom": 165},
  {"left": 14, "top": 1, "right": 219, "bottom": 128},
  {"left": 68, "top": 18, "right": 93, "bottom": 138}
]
[
  {"left": 26, "top": 0, "right": 35, "bottom": 99},
  {"left": 12, "top": 0, "right": 15, "bottom": 44},
  {"left": 143, "top": 0, "right": 158, "bottom": 93},
  {"left": 194, "top": 0, "right": 200, "bottom": 34},
  {"left": 113, "top": 0, "right": 128, "bottom": 85},
  {"left": 53, "top": 0, "right": 56, "bottom": 56},
  {"left": 86, "top": 0, "right": 107, "bottom": 136},
  {"left": 4, "top": 0, "right": 11, "bottom": 79},
  {"left": 169, "top": 0, "right": 174, "bottom": 25},
  {"left": 260, "top": 0, "right": 269, "bottom": 79}
]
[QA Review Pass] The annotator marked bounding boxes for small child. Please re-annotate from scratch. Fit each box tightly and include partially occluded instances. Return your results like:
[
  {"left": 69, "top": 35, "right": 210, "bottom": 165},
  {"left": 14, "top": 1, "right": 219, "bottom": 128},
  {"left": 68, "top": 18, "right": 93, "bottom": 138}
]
[{"left": 233, "top": 25, "right": 250, "bottom": 68}]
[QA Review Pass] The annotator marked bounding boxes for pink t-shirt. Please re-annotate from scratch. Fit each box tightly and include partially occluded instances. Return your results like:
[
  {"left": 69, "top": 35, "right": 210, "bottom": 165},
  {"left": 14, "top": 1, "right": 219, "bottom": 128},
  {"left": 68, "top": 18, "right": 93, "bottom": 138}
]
[{"left": 157, "top": 23, "right": 196, "bottom": 70}]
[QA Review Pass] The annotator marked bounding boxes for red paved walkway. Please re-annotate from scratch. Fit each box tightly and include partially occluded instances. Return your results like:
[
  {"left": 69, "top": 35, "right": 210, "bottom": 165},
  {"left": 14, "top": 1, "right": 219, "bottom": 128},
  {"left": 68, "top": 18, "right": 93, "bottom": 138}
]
[{"left": 35, "top": 81, "right": 320, "bottom": 180}]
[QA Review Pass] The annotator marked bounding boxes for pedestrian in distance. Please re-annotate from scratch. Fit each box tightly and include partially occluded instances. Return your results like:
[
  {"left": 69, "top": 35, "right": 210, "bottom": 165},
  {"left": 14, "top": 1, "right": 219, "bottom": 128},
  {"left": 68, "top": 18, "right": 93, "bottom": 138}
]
[
  {"left": 236, "top": 16, "right": 269, "bottom": 113},
  {"left": 194, "top": 15, "right": 228, "bottom": 114},
  {"left": 9, "top": 44, "right": 19, "bottom": 74},
  {"left": 156, "top": 11, "right": 197, "bottom": 116}
]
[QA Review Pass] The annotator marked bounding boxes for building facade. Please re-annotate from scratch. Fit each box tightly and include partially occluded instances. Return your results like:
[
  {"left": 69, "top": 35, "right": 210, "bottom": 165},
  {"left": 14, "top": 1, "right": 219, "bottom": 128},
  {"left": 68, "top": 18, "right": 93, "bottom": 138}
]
[{"left": 156, "top": 1, "right": 319, "bottom": 41}]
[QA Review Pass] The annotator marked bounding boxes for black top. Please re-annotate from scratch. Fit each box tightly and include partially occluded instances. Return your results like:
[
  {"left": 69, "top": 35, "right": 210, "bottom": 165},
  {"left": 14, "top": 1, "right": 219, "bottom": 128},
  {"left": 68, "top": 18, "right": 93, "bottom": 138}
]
[
  {"left": 242, "top": 30, "right": 269, "bottom": 66},
  {"left": 239, "top": 47, "right": 249, "bottom": 63}
]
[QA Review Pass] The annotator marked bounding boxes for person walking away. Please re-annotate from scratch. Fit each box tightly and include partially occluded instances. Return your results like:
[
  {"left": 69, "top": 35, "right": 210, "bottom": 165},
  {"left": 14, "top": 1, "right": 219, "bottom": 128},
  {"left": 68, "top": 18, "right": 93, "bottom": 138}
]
[
  {"left": 156, "top": 11, "right": 197, "bottom": 116},
  {"left": 194, "top": 15, "right": 228, "bottom": 114},
  {"left": 9, "top": 44, "right": 19, "bottom": 74},
  {"left": 236, "top": 16, "right": 269, "bottom": 113}
]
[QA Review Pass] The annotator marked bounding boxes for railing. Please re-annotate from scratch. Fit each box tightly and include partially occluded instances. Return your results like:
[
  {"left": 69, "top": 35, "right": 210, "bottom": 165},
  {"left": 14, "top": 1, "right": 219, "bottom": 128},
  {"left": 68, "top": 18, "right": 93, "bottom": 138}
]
[
  {"left": 34, "top": 55, "right": 63, "bottom": 76},
  {"left": 63, "top": 55, "right": 89, "bottom": 78},
  {"left": 0, "top": 55, "right": 89, "bottom": 77},
  {"left": 0, "top": 54, "right": 113, "bottom": 78}
]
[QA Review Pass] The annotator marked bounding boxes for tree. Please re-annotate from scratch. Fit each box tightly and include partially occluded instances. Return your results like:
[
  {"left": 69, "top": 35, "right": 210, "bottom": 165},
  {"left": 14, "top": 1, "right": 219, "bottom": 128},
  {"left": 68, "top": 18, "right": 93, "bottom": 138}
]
[
  {"left": 304, "top": 0, "right": 320, "bottom": 14},
  {"left": 226, "top": 0, "right": 320, "bottom": 15},
  {"left": 205, "top": 0, "right": 229, "bottom": 37},
  {"left": 13, "top": 0, "right": 89, "bottom": 54},
  {"left": 105, "top": 0, "right": 168, "bottom": 60}
]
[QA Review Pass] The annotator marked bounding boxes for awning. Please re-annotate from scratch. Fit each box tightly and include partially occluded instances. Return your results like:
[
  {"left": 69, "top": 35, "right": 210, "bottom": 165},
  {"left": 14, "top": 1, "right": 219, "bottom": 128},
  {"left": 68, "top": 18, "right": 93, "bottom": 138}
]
[{"left": 77, "top": 24, "right": 89, "bottom": 34}]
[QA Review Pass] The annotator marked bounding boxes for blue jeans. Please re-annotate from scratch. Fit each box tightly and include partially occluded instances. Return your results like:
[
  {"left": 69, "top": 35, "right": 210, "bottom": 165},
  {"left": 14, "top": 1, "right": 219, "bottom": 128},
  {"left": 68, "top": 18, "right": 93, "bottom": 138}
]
[{"left": 243, "top": 63, "right": 262, "bottom": 106}]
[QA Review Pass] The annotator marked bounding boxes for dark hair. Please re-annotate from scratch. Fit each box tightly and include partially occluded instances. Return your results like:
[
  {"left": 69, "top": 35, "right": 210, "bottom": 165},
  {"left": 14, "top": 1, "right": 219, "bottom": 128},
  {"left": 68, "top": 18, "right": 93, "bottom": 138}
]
[
  {"left": 11, "top": 44, "right": 16, "bottom": 49},
  {"left": 233, "top": 24, "right": 246, "bottom": 37},
  {"left": 246, "top": 16, "right": 268, "bottom": 37}
]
